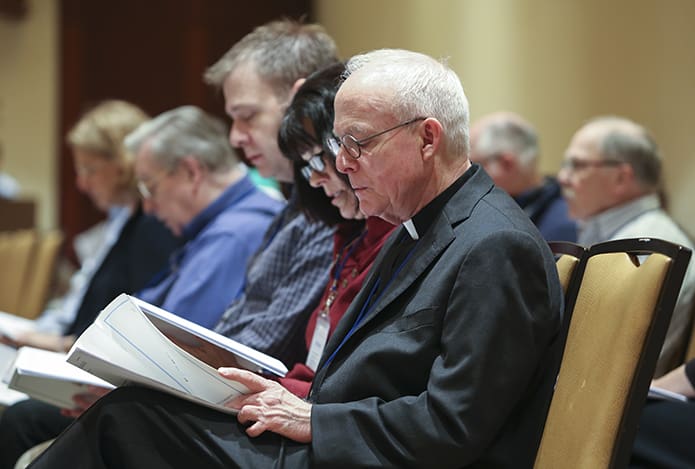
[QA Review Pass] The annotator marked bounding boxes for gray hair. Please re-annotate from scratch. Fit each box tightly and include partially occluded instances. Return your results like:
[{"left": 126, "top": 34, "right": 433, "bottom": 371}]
[
  {"left": 475, "top": 114, "right": 539, "bottom": 167},
  {"left": 204, "top": 19, "right": 338, "bottom": 99},
  {"left": 125, "top": 106, "right": 238, "bottom": 173},
  {"left": 343, "top": 49, "right": 470, "bottom": 157},
  {"left": 588, "top": 116, "right": 662, "bottom": 191}
]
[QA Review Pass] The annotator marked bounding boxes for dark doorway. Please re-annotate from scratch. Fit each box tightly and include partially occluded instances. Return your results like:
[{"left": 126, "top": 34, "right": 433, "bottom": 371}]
[{"left": 59, "top": 0, "right": 312, "bottom": 259}]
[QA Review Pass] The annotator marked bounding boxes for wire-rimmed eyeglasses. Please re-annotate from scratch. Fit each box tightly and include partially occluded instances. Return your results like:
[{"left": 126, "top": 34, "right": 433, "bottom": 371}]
[
  {"left": 327, "top": 116, "right": 426, "bottom": 160},
  {"left": 136, "top": 169, "right": 172, "bottom": 199}
]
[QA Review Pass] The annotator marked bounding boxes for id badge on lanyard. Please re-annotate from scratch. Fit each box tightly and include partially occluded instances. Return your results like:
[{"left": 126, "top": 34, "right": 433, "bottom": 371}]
[
  {"left": 305, "top": 229, "right": 367, "bottom": 372},
  {"left": 306, "top": 288, "right": 336, "bottom": 371}
]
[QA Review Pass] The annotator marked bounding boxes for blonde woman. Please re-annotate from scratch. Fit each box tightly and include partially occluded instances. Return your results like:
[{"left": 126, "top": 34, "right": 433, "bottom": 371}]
[{"left": 0, "top": 100, "right": 177, "bottom": 469}]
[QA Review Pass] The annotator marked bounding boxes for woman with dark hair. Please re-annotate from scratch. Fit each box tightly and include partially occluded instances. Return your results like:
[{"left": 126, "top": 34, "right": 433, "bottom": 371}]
[
  {"left": 279, "top": 62, "right": 359, "bottom": 227},
  {"left": 277, "top": 62, "right": 394, "bottom": 396}
]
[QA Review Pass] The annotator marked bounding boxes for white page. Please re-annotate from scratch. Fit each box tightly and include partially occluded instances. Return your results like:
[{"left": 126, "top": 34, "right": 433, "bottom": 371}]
[
  {"left": 70, "top": 313, "right": 172, "bottom": 385},
  {"left": 102, "top": 296, "right": 249, "bottom": 396},
  {"left": 132, "top": 297, "right": 288, "bottom": 377},
  {"left": 68, "top": 294, "right": 250, "bottom": 412},
  {"left": 67, "top": 347, "right": 238, "bottom": 414}
]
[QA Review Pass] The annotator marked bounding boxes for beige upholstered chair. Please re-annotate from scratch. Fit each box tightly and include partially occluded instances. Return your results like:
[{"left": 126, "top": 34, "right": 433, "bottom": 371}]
[
  {"left": 535, "top": 238, "right": 691, "bottom": 469},
  {"left": 684, "top": 313, "right": 695, "bottom": 363},
  {"left": 550, "top": 241, "right": 588, "bottom": 297},
  {"left": 527, "top": 241, "right": 590, "bottom": 458},
  {"left": 0, "top": 230, "right": 37, "bottom": 314},
  {"left": 19, "top": 230, "right": 64, "bottom": 319}
]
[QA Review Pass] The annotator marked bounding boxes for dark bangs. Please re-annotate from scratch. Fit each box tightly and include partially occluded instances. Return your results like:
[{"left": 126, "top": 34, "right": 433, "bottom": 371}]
[
  {"left": 279, "top": 62, "right": 352, "bottom": 227},
  {"left": 278, "top": 103, "right": 317, "bottom": 165}
]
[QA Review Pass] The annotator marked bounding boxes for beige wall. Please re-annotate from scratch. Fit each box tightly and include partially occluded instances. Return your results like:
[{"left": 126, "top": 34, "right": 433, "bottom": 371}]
[
  {"left": 0, "top": 0, "right": 58, "bottom": 230},
  {"left": 2, "top": 1, "right": 694, "bottom": 234},
  {"left": 317, "top": 0, "right": 695, "bottom": 235}
]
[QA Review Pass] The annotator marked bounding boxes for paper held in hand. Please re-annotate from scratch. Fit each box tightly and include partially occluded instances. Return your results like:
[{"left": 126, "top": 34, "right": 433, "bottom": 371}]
[{"left": 66, "top": 293, "right": 288, "bottom": 414}]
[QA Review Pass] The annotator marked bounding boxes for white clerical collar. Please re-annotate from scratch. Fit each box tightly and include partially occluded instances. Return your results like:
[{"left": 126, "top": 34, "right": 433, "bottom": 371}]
[{"left": 402, "top": 219, "right": 419, "bottom": 240}]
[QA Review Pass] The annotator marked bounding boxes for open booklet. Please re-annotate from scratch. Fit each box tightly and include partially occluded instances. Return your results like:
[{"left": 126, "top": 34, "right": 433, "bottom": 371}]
[
  {"left": 65, "top": 294, "right": 288, "bottom": 414},
  {"left": 7, "top": 346, "right": 114, "bottom": 409},
  {"left": 0, "top": 343, "right": 32, "bottom": 406},
  {"left": 0, "top": 312, "right": 39, "bottom": 405}
]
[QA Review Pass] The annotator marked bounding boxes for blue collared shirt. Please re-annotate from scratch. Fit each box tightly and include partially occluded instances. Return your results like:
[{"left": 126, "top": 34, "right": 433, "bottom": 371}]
[{"left": 137, "top": 175, "right": 283, "bottom": 329}]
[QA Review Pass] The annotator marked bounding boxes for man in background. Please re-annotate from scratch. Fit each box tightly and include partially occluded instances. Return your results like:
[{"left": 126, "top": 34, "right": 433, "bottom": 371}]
[
  {"left": 470, "top": 111, "right": 576, "bottom": 241},
  {"left": 558, "top": 116, "right": 695, "bottom": 376}
]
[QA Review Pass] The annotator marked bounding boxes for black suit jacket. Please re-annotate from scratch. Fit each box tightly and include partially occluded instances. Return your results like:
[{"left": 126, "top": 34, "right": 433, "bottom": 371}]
[
  {"left": 305, "top": 166, "right": 563, "bottom": 468},
  {"left": 66, "top": 207, "right": 178, "bottom": 336}
]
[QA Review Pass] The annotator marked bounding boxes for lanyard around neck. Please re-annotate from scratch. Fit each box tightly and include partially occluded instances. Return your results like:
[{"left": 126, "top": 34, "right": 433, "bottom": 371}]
[
  {"left": 319, "top": 239, "right": 419, "bottom": 371},
  {"left": 326, "top": 230, "right": 368, "bottom": 302}
]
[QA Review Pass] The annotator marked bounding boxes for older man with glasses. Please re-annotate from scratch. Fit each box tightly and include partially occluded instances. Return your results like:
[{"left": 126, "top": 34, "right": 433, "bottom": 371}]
[
  {"left": 27, "top": 48, "right": 564, "bottom": 469},
  {"left": 128, "top": 105, "right": 283, "bottom": 329},
  {"left": 558, "top": 116, "right": 695, "bottom": 377}
]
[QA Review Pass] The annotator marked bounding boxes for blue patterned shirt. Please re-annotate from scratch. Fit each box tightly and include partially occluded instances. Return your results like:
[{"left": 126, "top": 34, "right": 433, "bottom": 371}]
[{"left": 214, "top": 192, "right": 334, "bottom": 368}]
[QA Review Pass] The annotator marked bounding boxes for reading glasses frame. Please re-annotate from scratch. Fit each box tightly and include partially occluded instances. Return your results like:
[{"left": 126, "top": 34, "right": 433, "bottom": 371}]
[{"left": 329, "top": 116, "right": 426, "bottom": 160}]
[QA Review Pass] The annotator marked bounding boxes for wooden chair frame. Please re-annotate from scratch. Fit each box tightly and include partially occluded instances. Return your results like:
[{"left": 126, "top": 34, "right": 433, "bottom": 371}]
[{"left": 549, "top": 241, "right": 589, "bottom": 329}]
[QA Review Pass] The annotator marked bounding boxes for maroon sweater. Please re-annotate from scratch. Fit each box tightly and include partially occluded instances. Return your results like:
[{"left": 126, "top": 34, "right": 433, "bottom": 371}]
[{"left": 279, "top": 217, "right": 395, "bottom": 397}]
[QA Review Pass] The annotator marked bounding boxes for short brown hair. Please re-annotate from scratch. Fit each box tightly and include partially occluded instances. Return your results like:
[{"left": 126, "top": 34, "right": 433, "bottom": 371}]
[{"left": 204, "top": 19, "right": 338, "bottom": 98}]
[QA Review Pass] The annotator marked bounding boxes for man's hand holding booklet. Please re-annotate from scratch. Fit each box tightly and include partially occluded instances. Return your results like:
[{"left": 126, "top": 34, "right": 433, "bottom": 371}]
[{"left": 8, "top": 294, "right": 288, "bottom": 414}]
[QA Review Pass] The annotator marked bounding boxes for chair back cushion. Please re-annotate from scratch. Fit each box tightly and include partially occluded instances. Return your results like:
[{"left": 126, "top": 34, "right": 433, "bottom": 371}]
[
  {"left": 0, "top": 230, "right": 37, "bottom": 313},
  {"left": 556, "top": 254, "right": 580, "bottom": 295},
  {"left": 535, "top": 251, "right": 670, "bottom": 469},
  {"left": 20, "top": 230, "right": 64, "bottom": 318}
]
